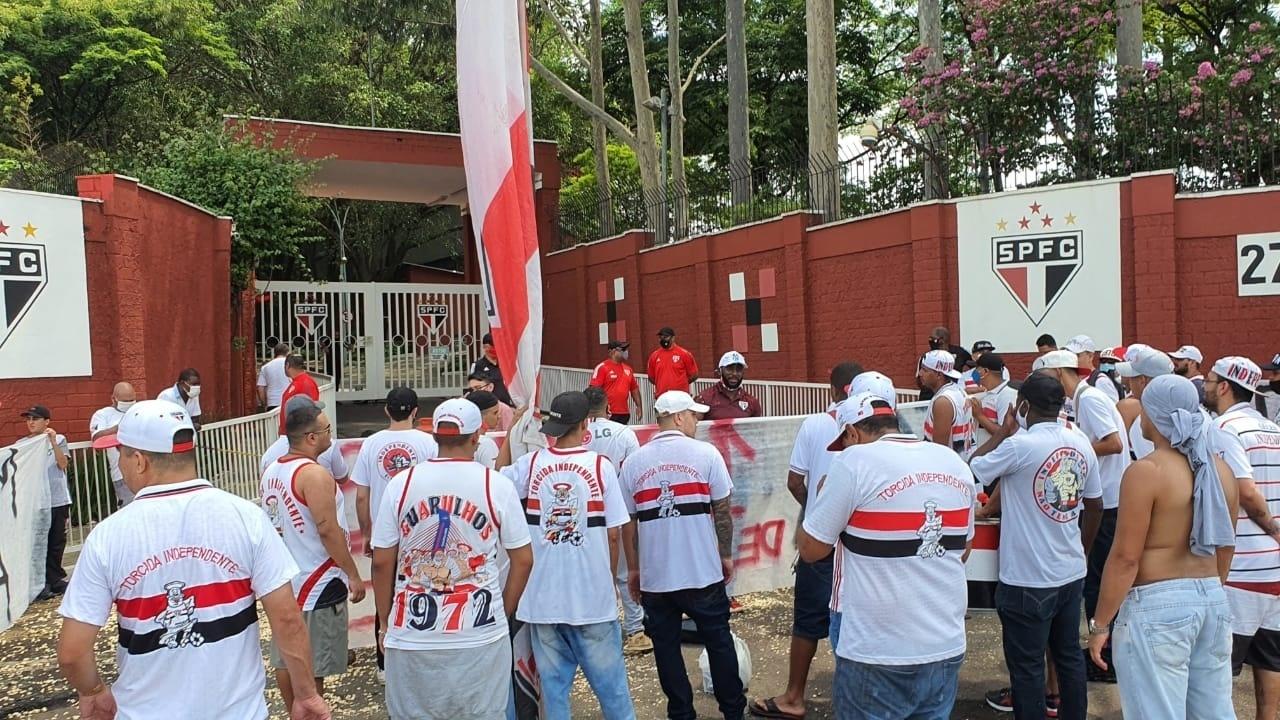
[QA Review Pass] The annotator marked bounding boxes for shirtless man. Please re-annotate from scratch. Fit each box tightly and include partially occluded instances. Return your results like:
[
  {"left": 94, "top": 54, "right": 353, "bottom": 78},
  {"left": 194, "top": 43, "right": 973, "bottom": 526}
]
[{"left": 1088, "top": 374, "right": 1239, "bottom": 718}]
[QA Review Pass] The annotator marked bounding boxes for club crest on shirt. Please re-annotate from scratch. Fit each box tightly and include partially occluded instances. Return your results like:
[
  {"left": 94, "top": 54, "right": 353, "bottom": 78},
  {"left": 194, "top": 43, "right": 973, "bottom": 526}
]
[
  {"left": 738, "top": 400, "right": 749, "bottom": 411},
  {"left": 155, "top": 581, "right": 204, "bottom": 649},
  {"left": 543, "top": 482, "right": 584, "bottom": 546},
  {"left": 916, "top": 500, "right": 946, "bottom": 558},
  {"left": 1034, "top": 447, "right": 1086, "bottom": 522},
  {"left": 378, "top": 443, "right": 417, "bottom": 478},
  {"left": 656, "top": 481, "right": 680, "bottom": 518}
]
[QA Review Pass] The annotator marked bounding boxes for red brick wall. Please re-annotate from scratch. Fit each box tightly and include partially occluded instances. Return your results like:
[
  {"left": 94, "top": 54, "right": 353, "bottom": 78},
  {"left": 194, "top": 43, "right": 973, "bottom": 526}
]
[
  {"left": 0, "top": 176, "right": 237, "bottom": 442},
  {"left": 542, "top": 174, "right": 1280, "bottom": 387}
]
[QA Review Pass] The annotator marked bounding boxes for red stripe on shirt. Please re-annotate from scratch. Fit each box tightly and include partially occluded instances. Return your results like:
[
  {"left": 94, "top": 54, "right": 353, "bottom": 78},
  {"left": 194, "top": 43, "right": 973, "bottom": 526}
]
[
  {"left": 297, "top": 558, "right": 337, "bottom": 609},
  {"left": 116, "top": 578, "right": 253, "bottom": 620},
  {"left": 634, "top": 481, "right": 711, "bottom": 504},
  {"left": 847, "top": 508, "right": 971, "bottom": 532},
  {"left": 526, "top": 498, "right": 605, "bottom": 512}
]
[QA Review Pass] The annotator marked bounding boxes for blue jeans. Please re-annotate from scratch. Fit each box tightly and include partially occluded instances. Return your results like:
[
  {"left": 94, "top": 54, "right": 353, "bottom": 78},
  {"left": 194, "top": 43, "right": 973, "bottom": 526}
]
[
  {"left": 995, "top": 580, "right": 1087, "bottom": 720},
  {"left": 616, "top": 550, "right": 644, "bottom": 635},
  {"left": 643, "top": 582, "right": 745, "bottom": 720},
  {"left": 1112, "top": 577, "right": 1235, "bottom": 719},
  {"left": 833, "top": 654, "right": 963, "bottom": 720},
  {"left": 830, "top": 610, "right": 843, "bottom": 657},
  {"left": 529, "top": 621, "right": 635, "bottom": 720}
]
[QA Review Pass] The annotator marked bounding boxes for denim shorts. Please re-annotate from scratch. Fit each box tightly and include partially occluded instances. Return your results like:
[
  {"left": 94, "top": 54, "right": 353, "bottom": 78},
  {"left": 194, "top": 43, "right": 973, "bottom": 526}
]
[{"left": 793, "top": 555, "right": 833, "bottom": 641}]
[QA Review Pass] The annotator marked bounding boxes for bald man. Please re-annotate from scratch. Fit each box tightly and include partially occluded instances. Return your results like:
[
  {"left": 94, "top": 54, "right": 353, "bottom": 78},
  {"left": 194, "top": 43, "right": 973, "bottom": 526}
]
[{"left": 90, "top": 382, "right": 139, "bottom": 505}]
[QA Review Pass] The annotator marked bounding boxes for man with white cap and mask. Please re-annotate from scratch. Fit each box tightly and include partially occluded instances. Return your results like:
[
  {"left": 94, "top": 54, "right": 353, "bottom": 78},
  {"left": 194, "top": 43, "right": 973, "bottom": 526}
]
[
  {"left": 697, "top": 350, "right": 763, "bottom": 420},
  {"left": 1114, "top": 344, "right": 1175, "bottom": 461},
  {"left": 1065, "top": 335, "right": 1120, "bottom": 403},
  {"left": 919, "top": 350, "right": 974, "bottom": 455}
]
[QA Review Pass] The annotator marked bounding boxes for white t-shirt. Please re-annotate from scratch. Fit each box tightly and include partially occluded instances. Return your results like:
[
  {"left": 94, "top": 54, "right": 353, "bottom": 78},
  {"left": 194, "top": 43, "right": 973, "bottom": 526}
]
[
  {"left": 90, "top": 406, "right": 126, "bottom": 486},
  {"left": 1129, "top": 416, "right": 1155, "bottom": 460},
  {"left": 980, "top": 382, "right": 1018, "bottom": 428},
  {"left": 803, "top": 434, "right": 974, "bottom": 665},
  {"left": 259, "top": 436, "right": 350, "bottom": 481},
  {"left": 506, "top": 409, "right": 549, "bottom": 461},
  {"left": 475, "top": 434, "right": 500, "bottom": 469},
  {"left": 970, "top": 422, "right": 1102, "bottom": 587},
  {"left": 1213, "top": 403, "right": 1280, "bottom": 583},
  {"left": 503, "top": 446, "right": 631, "bottom": 623},
  {"left": 33, "top": 433, "right": 71, "bottom": 508},
  {"left": 256, "top": 357, "right": 290, "bottom": 407},
  {"left": 370, "top": 459, "right": 531, "bottom": 650},
  {"left": 260, "top": 456, "right": 349, "bottom": 610},
  {"left": 585, "top": 417, "right": 640, "bottom": 471},
  {"left": 157, "top": 384, "right": 201, "bottom": 418},
  {"left": 1089, "top": 372, "right": 1121, "bottom": 403},
  {"left": 1073, "top": 383, "right": 1131, "bottom": 509},
  {"left": 352, "top": 429, "right": 439, "bottom": 526},
  {"left": 59, "top": 479, "right": 297, "bottom": 720},
  {"left": 619, "top": 431, "right": 734, "bottom": 593},
  {"left": 789, "top": 409, "right": 839, "bottom": 509}
]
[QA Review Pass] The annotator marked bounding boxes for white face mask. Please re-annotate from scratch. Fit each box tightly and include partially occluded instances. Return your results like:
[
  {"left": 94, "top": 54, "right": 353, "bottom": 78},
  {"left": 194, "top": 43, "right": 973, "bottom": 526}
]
[
  {"left": 1015, "top": 403, "right": 1029, "bottom": 430},
  {"left": 186, "top": 385, "right": 202, "bottom": 398},
  {"left": 115, "top": 400, "right": 135, "bottom": 412}
]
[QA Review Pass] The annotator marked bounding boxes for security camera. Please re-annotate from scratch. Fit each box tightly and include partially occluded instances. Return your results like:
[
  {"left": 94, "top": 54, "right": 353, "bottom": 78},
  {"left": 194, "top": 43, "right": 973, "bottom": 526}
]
[{"left": 859, "top": 121, "right": 880, "bottom": 149}]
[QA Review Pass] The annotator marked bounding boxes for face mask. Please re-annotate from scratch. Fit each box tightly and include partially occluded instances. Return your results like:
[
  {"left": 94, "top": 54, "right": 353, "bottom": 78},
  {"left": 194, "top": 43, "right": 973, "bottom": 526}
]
[
  {"left": 1100, "top": 363, "right": 1115, "bottom": 374},
  {"left": 116, "top": 400, "right": 135, "bottom": 412},
  {"left": 1015, "top": 404, "right": 1029, "bottom": 430},
  {"left": 620, "top": 350, "right": 630, "bottom": 361},
  {"left": 187, "top": 385, "right": 202, "bottom": 398},
  {"left": 929, "top": 338, "right": 943, "bottom": 350},
  {"left": 660, "top": 338, "right": 673, "bottom": 349}
]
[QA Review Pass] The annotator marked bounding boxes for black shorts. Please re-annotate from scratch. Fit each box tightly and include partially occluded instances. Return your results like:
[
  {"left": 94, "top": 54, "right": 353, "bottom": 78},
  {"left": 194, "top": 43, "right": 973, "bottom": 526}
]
[
  {"left": 1233, "top": 629, "right": 1280, "bottom": 674},
  {"left": 792, "top": 555, "right": 834, "bottom": 641}
]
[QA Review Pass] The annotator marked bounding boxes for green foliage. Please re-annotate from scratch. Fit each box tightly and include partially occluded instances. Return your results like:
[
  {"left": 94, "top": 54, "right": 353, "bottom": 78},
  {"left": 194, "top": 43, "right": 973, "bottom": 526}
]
[{"left": 141, "top": 127, "right": 323, "bottom": 292}]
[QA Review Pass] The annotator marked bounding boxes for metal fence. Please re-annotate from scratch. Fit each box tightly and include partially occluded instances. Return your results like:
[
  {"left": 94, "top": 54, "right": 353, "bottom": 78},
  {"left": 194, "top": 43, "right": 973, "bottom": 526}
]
[
  {"left": 540, "top": 364, "right": 920, "bottom": 420},
  {"left": 64, "top": 376, "right": 336, "bottom": 552}
]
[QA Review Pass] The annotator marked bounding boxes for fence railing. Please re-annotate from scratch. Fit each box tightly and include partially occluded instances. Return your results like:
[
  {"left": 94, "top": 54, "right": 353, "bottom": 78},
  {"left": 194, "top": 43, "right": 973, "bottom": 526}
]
[
  {"left": 64, "top": 376, "right": 336, "bottom": 551},
  {"left": 540, "top": 364, "right": 920, "bottom": 421}
]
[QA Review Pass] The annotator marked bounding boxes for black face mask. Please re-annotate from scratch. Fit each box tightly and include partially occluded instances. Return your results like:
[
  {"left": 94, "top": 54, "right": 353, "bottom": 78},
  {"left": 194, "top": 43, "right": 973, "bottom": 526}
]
[
  {"left": 929, "top": 337, "right": 943, "bottom": 350},
  {"left": 660, "top": 338, "right": 673, "bottom": 349},
  {"left": 1270, "top": 379, "right": 1280, "bottom": 393}
]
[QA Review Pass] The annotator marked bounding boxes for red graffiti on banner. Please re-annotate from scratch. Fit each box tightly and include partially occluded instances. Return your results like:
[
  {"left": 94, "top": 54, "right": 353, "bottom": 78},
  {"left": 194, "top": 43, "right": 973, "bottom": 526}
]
[
  {"left": 733, "top": 519, "right": 786, "bottom": 569},
  {"left": 706, "top": 420, "right": 756, "bottom": 475}
]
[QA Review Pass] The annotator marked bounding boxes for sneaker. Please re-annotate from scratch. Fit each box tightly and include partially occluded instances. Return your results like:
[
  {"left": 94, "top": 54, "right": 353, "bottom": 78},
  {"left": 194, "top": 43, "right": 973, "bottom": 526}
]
[
  {"left": 376, "top": 668, "right": 385, "bottom": 684},
  {"left": 623, "top": 631, "right": 653, "bottom": 655},
  {"left": 35, "top": 587, "right": 56, "bottom": 602},
  {"left": 729, "top": 597, "right": 745, "bottom": 614},
  {"left": 1045, "top": 694, "right": 1060, "bottom": 718},
  {"left": 985, "top": 687, "right": 1014, "bottom": 712}
]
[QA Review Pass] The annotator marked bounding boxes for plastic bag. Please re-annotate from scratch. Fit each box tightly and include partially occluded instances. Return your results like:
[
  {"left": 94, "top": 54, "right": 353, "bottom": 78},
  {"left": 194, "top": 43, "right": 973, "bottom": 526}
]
[{"left": 698, "top": 632, "right": 752, "bottom": 694}]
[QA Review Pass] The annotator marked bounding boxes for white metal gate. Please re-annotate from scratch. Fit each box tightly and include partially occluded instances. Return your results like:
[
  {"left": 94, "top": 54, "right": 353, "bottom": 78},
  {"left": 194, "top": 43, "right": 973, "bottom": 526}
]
[{"left": 254, "top": 281, "right": 487, "bottom": 400}]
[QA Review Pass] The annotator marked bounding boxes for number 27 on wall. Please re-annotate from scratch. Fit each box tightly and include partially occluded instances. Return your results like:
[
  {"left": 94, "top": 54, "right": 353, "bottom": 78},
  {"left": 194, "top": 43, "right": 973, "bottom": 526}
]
[{"left": 1238, "top": 233, "right": 1280, "bottom": 297}]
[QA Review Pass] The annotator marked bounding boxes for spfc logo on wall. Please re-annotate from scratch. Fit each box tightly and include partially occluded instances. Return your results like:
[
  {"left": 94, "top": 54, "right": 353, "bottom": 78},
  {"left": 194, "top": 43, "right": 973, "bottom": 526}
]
[
  {"left": 0, "top": 243, "right": 47, "bottom": 349},
  {"left": 417, "top": 304, "right": 448, "bottom": 335},
  {"left": 992, "top": 231, "right": 1083, "bottom": 326},
  {"left": 294, "top": 303, "right": 328, "bottom": 336}
]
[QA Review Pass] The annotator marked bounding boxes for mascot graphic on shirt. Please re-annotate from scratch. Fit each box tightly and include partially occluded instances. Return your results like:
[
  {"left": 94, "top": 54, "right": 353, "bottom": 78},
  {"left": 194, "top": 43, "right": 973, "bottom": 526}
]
[
  {"left": 1035, "top": 448, "right": 1086, "bottom": 522},
  {"left": 1042, "top": 457, "right": 1082, "bottom": 510},
  {"left": 543, "top": 482, "right": 583, "bottom": 546},
  {"left": 916, "top": 500, "right": 946, "bottom": 558},
  {"left": 657, "top": 480, "right": 680, "bottom": 518},
  {"left": 155, "top": 581, "right": 204, "bottom": 649},
  {"left": 402, "top": 509, "right": 488, "bottom": 593}
]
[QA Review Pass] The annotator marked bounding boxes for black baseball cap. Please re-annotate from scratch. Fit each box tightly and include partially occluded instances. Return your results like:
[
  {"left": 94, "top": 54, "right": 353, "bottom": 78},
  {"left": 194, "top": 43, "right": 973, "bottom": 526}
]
[
  {"left": 20, "top": 405, "right": 50, "bottom": 419},
  {"left": 540, "top": 391, "right": 590, "bottom": 438},
  {"left": 657, "top": 326, "right": 675, "bottom": 337},
  {"left": 1019, "top": 371, "right": 1066, "bottom": 413},
  {"left": 971, "top": 340, "right": 995, "bottom": 354},
  {"left": 607, "top": 340, "right": 630, "bottom": 350},
  {"left": 1264, "top": 353, "right": 1280, "bottom": 372},
  {"left": 466, "top": 390, "right": 498, "bottom": 412},
  {"left": 976, "top": 352, "right": 1006, "bottom": 372},
  {"left": 386, "top": 386, "right": 419, "bottom": 414}
]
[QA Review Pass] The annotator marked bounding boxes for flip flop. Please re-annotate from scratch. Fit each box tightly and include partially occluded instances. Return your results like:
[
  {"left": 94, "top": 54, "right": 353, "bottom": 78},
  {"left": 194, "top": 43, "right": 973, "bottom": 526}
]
[{"left": 748, "top": 697, "right": 805, "bottom": 720}]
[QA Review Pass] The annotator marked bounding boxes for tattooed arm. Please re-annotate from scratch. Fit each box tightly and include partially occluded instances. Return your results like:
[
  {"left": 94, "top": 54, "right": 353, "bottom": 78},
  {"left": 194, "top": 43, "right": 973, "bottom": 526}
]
[{"left": 711, "top": 496, "right": 735, "bottom": 582}]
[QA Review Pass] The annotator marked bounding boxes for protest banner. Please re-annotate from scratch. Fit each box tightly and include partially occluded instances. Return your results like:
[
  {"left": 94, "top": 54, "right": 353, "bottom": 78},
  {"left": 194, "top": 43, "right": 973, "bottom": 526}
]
[{"left": 0, "top": 436, "right": 53, "bottom": 632}]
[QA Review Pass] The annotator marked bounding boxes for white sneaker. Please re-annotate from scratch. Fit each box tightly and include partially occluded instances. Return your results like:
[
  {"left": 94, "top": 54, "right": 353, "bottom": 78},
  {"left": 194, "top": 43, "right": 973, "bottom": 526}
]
[{"left": 377, "top": 668, "right": 386, "bottom": 684}]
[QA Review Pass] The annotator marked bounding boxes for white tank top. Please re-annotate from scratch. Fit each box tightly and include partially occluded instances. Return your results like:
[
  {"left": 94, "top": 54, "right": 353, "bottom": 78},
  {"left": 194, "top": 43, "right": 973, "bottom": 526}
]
[
  {"left": 261, "top": 455, "right": 348, "bottom": 610},
  {"left": 924, "top": 383, "right": 974, "bottom": 454}
]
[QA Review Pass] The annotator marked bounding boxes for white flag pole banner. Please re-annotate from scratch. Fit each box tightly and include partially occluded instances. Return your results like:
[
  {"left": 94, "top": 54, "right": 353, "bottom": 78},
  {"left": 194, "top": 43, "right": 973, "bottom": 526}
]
[
  {"left": 0, "top": 436, "right": 54, "bottom": 632},
  {"left": 0, "top": 188, "right": 93, "bottom": 378},
  {"left": 957, "top": 180, "right": 1122, "bottom": 353}
]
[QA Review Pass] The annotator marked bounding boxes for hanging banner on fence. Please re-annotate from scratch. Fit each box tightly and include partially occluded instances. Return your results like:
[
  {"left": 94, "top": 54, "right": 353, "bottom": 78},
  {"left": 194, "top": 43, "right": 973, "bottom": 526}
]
[
  {"left": 0, "top": 436, "right": 53, "bottom": 632},
  {"left": 956, "top": 181, "right": 1122, "bottom": 353},
  {"left": 0, "top": 189, "right": 93, "bottom": 378}
]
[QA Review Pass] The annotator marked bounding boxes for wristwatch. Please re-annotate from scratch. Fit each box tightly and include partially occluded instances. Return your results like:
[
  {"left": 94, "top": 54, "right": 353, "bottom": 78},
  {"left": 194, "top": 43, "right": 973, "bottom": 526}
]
[{"left": 1087, "top": 618, "right": 1109, "bottom": 636}]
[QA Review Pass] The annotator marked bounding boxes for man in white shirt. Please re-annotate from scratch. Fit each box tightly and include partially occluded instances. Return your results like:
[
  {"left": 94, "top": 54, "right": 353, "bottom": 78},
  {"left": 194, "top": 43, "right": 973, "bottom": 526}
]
[
  {"left": 22, "top": 405, "right": 70, "bottom": 600},
  {"left": 351, "top": 386, "right": 437, "bottom": 677},
  {"left": 1170, "top": 344, "right": 1206, "bottom": 401},
  {"left": 800, "top": 392, "right": 975, "bottom": 719},
  {"left": 258, "top": 404, "right": 350, "bottom": 484},
  {"left": 1038, "top": 350, "right": 1130, "bottom": 660},
  {"left": 620, "top": 390, "right": 744, "bottom": 720},
  {"left": 502, "top": 391, "right": 635, "bottom": 720},
  {"left": 370, "top": 398, "right": 533, "bottom": 719},
  {"left": 257, "top": 343, "right": 291, "bottom": 410},
  {"left": 262, "top": 397, "right": 364, "bottom": 712},
  {"left": 1258, "top": 353, "right": 1280, "bottom": 422},
  {"left": 1064, "top": 335, "right": 1121, "bottom": 403},
  {"left": 920, "top": 350, "right": 974, "bottom": 455},
  {"left": 971, "top": 373, "right": 1104, "bottom": 720},
  {"left": 751, "top": 361, "right": 862, "bottom": 720},
  {"left": 968, "top": 353, "right": 1019, "bottom": 458},
  {"left": 89, "top": 382, "right": 138, "bottom": 506},
  {"left": 1115, "top": 344, "right": 1174, "bottom": 461},
  {"left": 60, "top": 400, "right": 330, "bottom": 720},
  {"left": 583, "top": 386, "right": 648, "bottom": 655},
  {"left": 462, "top": 390, "right": 503, "bottom": 469},
  {"left": 157, "top": 368, "right": 203, "bottom": 429}
]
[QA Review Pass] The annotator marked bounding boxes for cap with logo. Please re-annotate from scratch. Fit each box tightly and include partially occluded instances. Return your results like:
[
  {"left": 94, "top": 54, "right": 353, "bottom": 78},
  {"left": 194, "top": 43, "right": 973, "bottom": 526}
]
[
  {"left": 1263, "top": 353, "right": 1280, "bottom": 372},
  {"left": 971, "top": 340, "right": 995, "bottom": 354},
  {"left": 539, "top": 391, "right": 590, "bottom": 438},
  {"left": 654, "top": 390, "right": 710, "bottom": 416},
  {"left": 827, "top": 392, "right": 898, "bottom": 451},
  {"left": 386, "top": 386, "right": 418, "bottom": 414},
  {"left": 1099, "top": 346, "right": 1126, "bottom": 363},
  {"left": 1038, "top": 349, "right": 1092, "bottom": 375},
  {"left": 920, "top": 350, "right": 961, "bottom": 380},
  {"left": 1064, "top": 335, "right": 1097, "bottom": 354},
  {"left": 1031, "top": 355, "right": 1049, "bottom": 372},
  {"left": 657, "top": 326, "right": 676, "bottom": 337},
  {"left": 20, "top": 405, "right": 51, "bottom": 420},
  {"left": 607, "top": 340, "right": 630, "bottom": 351},
  {"left": 718, "top": 350, "right": 748, "bottom": 369},
  {"left": 848, "top": 371, "right": 897, "bottom": 409},
  {"left": 1116, "top": 343, "right": 1174, "bottom": 379},
  {"left": 433, "top": 397, "right": 483, "bottom": 435},
  {"left": 92, "top": 400, "right": 196, "bottom": 453},
  {"left": 1169, "top": 345, "right": 1204, "bottom": 364},
  {"left": 1213, "top": 356, "right": 1262, "bottom": 395}
]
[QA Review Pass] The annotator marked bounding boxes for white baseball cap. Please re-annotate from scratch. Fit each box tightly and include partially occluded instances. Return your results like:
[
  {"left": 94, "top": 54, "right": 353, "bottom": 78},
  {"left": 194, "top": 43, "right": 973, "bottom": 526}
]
[
  {"left": 433, "top": 397, "right": 483, "bottom": 435},
  {"left": 718, "top": 350, "right": 748, "bottom": 369},
  {"left": 92, "top": 400, "right": 196, "bottom": 453},
  {"left": 848, "top": 371, "right": 897, "bottom": 409},
  {"left": 655, "top": 390, "right": 710, "bottom": 416},
  {"left": 1064, "top": 335, "right": 1097, "bottom": 354},
  {"left": 1038, "top": 349, "right": 1092, "bottom": 374},
  {"left": 827, "top": 392, "right": 898, "bottom": 451},
  {"left": 1212, "top": 356, "right": 1262, "bottom": 394},
  {"left": 1031, "top": 354, "right": 1049, "bottom": 371},
  {"left": 1116, "top": 343, "right": 1174, "bottom": 379},
  {"left": 920, "top": 350, "right": 961, "bottom": 380},
  {"left": 1169, "top": 345, "right": 1204, "bottom": 363}
]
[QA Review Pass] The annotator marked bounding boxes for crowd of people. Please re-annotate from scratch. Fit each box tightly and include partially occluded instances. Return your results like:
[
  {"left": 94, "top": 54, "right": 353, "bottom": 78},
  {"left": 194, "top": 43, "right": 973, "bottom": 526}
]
[{"left": 37, "top": 321, "right": 1280, "bottom": 720}]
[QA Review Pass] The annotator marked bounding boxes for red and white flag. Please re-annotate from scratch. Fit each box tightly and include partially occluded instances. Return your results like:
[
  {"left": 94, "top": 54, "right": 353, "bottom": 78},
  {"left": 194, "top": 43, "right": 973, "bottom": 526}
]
[{"left": 457, "top": 0, "right": 542, "bottom": 407}]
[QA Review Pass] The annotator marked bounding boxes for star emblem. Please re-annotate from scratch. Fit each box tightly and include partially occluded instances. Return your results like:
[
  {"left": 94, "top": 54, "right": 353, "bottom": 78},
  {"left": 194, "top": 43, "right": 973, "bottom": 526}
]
[
  {"left": 1041, "top": 215, "right": 1053, "bottom": 228},
  {"left": 1029, "top": 202, "right": 1042, "bottom": 215},
  {"left": 996, "top": 218, "right": 1008, "bottom": 232},
  {"left": 0, "top": 219, "right": 8, "bottom": 235},
  {"left": 1064, "top": 213, "right": 1077, "bottom": 225},
  {"left": 22, "top": 222, "right": 36, "bottom": 238},
  {"left": 1018, "top": 216, "right": 1030, "bottom": 229}
]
